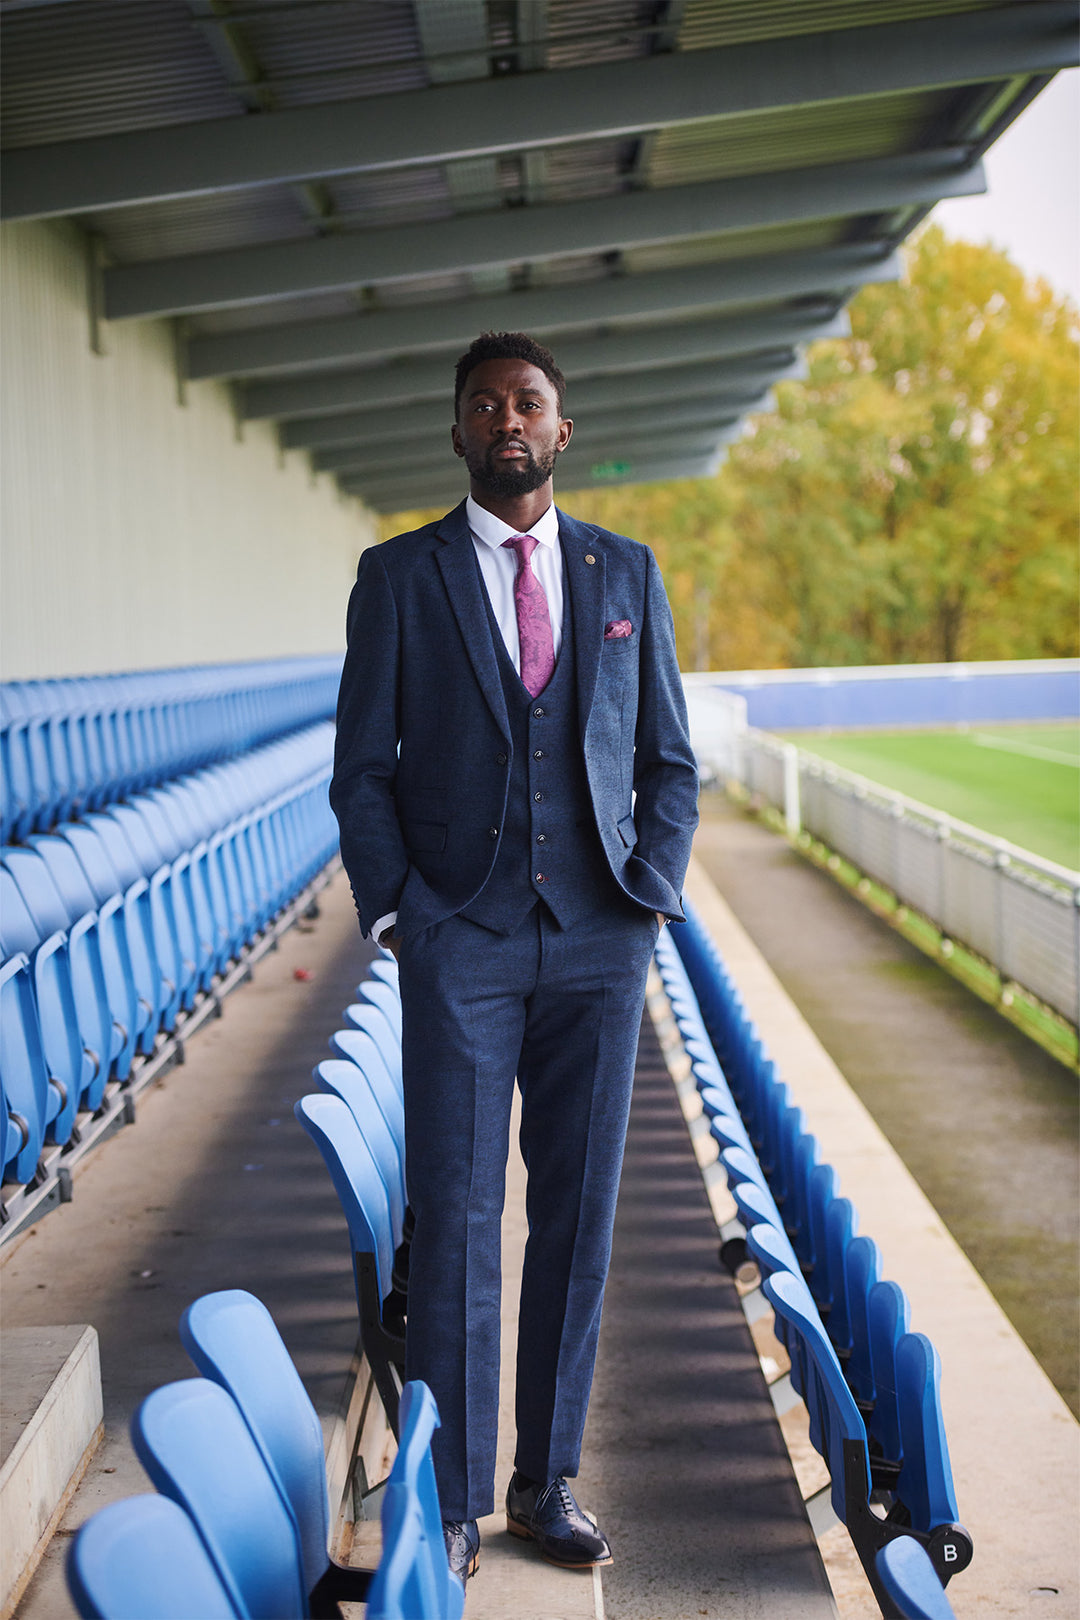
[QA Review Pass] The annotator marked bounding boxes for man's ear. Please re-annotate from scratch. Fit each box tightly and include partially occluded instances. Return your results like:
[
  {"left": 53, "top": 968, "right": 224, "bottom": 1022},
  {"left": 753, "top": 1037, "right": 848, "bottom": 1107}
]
[
  {"left": 451, "top": 422, "right": 465, "bottom": 458},
  {"left": 558, "top": 417, "right": 574, "bottom": 451}
]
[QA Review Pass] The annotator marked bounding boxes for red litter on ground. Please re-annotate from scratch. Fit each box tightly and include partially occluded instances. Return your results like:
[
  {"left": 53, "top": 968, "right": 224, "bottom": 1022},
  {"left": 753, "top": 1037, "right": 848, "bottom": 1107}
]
[{"left": 293, "top": 968, "right": 313, "bottom": 981}]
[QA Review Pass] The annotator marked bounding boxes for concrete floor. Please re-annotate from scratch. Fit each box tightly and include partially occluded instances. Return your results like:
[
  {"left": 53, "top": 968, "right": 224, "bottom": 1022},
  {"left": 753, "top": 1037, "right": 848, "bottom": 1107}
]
[{"left": 694, "top": 792, "right": 1080, "bottom": 1418}]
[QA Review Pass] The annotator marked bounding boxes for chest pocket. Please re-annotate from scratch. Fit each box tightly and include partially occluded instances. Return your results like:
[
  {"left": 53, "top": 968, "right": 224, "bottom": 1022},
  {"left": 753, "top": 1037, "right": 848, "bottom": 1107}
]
[{"left": 403, "top": 820, "right": 447, "bottom": 853}]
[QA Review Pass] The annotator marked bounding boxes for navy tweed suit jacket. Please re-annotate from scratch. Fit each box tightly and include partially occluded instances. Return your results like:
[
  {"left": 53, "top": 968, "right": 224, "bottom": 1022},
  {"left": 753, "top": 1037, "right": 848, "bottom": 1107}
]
[{"left": 330, "top": 500, "right": 699, "bottom": 941}]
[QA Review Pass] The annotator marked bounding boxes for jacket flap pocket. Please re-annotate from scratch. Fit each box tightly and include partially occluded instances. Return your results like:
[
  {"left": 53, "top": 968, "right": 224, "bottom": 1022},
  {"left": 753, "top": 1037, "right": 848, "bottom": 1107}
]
[
  {"left": 617, "top": 813, "right": 637, "bottom": 848},
  {"left": 403, "top": 820, "right": 447, "bottom": 853}
]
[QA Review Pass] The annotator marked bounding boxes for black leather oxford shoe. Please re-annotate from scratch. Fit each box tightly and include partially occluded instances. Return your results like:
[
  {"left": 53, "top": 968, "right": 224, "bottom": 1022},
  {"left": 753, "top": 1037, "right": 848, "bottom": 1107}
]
[
  {"left": 442, "top": 1518, "right": 480, "bottom": 1581},
  {"left": 505, "top": 1471, "right": 613, "bottom": 1569}
]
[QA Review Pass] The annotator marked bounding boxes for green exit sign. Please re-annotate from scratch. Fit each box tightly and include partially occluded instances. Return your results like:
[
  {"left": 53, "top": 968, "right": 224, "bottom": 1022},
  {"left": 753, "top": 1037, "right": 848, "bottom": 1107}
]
[{"left": 591, "top": 460, "right": 632, "bottom": 479}]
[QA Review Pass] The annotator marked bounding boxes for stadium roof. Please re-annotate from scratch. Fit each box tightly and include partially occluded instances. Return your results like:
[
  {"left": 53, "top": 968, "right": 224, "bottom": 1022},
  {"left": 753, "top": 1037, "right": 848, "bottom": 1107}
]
[{"left": 2, "top": 0, "right": 1075, "bottom": 512}]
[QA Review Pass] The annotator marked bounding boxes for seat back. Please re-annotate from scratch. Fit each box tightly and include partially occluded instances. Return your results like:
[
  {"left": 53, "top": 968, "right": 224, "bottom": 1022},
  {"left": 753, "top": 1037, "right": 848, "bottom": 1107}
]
[
  {"left": 67, "top": 1493, "right": 240, "bottom": 1620},
  {"left": 314, "top": 1060, "right": 405, "bottom": 1232},
  {"left": 0, "top": 954, "right": 48, "bottom": 1184},
  {"left": 131, "top": 1378, "right": 306, "bottom": 1620},
  {"left": 874, "top": 1536, "right": 957, "bottom": 1620},
  {"left": 180, "top": 1290, "right": 329, "bottom": 1602},
  {"left": 328, "top": 1029, "right": 405, "bottom": 1149},
  {"left": 366, "top": 1382, "right": 464, "bottom": 1620},
  {"left": 354, "top": 978, "right": 402, "bottom": 1041},
  {"left": 295, "top": 1093, "right": 396, "bottom": 1297}
]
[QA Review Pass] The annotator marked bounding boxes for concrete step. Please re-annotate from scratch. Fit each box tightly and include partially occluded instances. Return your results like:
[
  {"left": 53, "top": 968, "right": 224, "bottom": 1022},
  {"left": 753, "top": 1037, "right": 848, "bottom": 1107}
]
[{"left": 1, "top": 1326, "right": 102, "bottom": 1619}]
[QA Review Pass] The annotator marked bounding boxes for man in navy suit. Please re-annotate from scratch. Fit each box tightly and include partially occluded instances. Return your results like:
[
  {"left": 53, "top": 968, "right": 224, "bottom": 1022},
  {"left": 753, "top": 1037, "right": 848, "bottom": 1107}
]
[{"left": 331, "top": 332, "right": 698, "bottom": 1581}]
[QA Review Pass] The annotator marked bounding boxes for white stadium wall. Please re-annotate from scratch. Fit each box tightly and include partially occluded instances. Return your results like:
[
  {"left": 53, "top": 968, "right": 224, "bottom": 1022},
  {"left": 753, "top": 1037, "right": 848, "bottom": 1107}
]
[{"left": 1, "top": 219, "right": 378, "bottom": 679}]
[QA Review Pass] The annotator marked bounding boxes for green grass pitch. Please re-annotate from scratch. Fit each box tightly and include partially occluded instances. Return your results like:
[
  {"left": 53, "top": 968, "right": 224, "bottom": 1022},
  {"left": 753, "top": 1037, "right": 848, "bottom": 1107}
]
[{"left": 778, "top": 723, "right": 1080, "bottom": 871}]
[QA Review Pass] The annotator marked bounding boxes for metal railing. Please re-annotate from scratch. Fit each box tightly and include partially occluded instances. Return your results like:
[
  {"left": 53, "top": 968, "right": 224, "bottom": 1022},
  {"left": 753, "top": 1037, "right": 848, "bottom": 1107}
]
[{"left": 686, "top": 696, "right": 1079, "bottom": 1029}]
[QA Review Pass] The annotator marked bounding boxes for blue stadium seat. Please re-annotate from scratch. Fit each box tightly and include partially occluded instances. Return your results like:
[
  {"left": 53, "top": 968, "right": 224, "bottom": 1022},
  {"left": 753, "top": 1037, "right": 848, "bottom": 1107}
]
[
  {"left": 353, "top": 979, "right": 403, "bottom": 1042},
  {"left": 0, "top": 866, "right": 85, "bottom": 1142},
  {"left": 845, "top": 1234, "right": 884, "bottom": 1408},
  {"left": 295, "top": 1093, "right": 405, "bottom": 1437},
  {"left": 0, "top": 953, "right": 52, "bottom": 1182},
  {"left": 366, "top": 1381, "right": 465, "bottom": 1620},
  {"left": 67, "top": 1493, "right": 240, "bottom": 1620},
  {"left": 875, "top": 1536, "right": 957, "bottom": 1620},
  {"left": 867, "top": 1279, "right": 912, "bottom": 1468},
  {"left": 314, "top": 1061, "right": 405, "bottom": 1234},
  {"left": 56, "top": 822, "right": 165, "bottom": 1051},
  {"left": 343, "top": 1005, "right": 403, "bottom": 1092},
  {"left": 131, "top": 1378, "right": 307, "bottom": 1620},
  {"left": 179, "top": 1289, "right": 373, "bottom": 1618},
  {"left": 327, "top": 1029, "right": 405, "bottom": 1152},
  {"left": 27, "top": 834, "right": 138, "bottom": 1080}
]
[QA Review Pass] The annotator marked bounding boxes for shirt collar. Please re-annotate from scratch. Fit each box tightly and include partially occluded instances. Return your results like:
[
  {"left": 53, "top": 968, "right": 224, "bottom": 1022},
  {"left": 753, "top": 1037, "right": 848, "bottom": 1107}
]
[{"left": 466, "top": 494, "right": 559, "bottom": 551}]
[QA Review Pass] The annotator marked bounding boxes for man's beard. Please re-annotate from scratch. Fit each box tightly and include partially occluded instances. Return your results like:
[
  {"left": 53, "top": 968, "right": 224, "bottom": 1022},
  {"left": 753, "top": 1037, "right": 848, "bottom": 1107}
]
[{"left": 465, "top": 440, "right": 559, "bottom": 498}]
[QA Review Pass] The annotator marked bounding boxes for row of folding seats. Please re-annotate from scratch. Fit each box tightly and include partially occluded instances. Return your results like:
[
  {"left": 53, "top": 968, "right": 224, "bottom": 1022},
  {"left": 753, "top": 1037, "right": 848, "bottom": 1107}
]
[
  {"left": 1, "top": 721, "right": 339, "bottom": 1194},
  {"left": 68, "top": 1288, "right": 462, "bottom": 1619},
  {"left": 654, "top": 916, "right": 971, "bottom": 1619},
  {"left": 1, "top": 655, "right": 341, "bottom": 842},
  {"left": 295, "top": 958, "right": 410, "bottom": 1438}
]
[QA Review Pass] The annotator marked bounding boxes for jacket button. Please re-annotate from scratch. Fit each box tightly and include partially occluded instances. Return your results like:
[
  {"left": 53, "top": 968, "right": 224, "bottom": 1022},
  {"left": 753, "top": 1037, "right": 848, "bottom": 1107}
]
[
  {"left": 535, "top": 872, "right": 545, "bottom": 883},
  {"left": 488, "top": 826, "right": 499, "bottom": 839},
  {"left": 496, "top": 753, "right": 507, "bottom": 765}
]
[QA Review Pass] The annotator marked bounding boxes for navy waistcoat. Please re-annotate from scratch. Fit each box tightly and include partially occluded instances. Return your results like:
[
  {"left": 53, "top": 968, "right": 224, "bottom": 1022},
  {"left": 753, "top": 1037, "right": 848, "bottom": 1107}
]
[{"left": 459, "top": 563, "right": 626, "bottom": 935}]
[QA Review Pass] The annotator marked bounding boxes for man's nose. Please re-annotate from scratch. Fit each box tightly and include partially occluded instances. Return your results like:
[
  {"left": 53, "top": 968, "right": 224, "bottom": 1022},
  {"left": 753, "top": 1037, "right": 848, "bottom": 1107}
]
[{"left": 491, "top": 402, "right": 524, "bottom": 433}]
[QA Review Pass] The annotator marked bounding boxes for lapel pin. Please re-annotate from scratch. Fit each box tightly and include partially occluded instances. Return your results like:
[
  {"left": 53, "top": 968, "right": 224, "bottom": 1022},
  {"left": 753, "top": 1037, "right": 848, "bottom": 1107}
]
[{"left": 585, "top": 553, "right": 596, "bottom": 564}]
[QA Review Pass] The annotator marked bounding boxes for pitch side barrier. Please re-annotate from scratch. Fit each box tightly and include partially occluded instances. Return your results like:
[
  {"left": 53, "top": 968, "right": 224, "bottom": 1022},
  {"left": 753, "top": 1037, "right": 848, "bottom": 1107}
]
[
  {"left": 0, "top": 720, "right": 340, "bottom": 1242},
  {"left": 0, "top": 655, "right": 342, "bottom": 844},
  {"left": 654, "top": 906, "right": 972, "bottom": 1620}
]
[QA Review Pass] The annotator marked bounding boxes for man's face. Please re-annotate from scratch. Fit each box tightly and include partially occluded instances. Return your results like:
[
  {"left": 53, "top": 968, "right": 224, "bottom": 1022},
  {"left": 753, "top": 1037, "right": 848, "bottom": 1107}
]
[{"left": 452, "top": 358, "right": 573, "bottom": 499}]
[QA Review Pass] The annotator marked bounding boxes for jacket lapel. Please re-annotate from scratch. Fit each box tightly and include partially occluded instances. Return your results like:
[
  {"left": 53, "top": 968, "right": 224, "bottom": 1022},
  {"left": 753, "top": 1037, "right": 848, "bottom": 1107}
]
[
  {"left": 557, "top": 510, "right": 606, "bottom": 739},
  {"left": 434, "top": 502, "right": 510, "bottom": 740}
]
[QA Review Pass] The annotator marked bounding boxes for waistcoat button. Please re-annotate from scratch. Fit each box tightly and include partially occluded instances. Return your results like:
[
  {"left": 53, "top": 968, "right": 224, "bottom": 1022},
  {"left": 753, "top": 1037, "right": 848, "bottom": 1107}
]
[
  {"left": 536, "top": 833, "right": 546, "bottom": 843},
  {"left": 533, "top": 791, "right": 542, "bottom": 801},
  {"left": 533, "top": 707, "right": 545, "bottom": 717},
  {"left": 535, "top": 872, "right": 545, "bottom": 883},
  {"left": 488, "top": 826, "right": 499, "bottom": 839},
  {"left": 533, "top": 750, "right": 544, "bottom": 759}
]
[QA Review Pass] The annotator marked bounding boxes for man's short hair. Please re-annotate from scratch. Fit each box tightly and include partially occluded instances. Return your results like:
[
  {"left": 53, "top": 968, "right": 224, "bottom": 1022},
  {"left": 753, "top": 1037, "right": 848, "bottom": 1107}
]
[{"left": 454, "top": 331, "right": 566, "bottom": 418}]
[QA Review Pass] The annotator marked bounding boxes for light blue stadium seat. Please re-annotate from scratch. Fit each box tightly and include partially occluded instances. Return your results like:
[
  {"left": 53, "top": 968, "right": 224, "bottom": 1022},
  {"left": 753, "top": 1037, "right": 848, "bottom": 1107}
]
[
  {"left": 0, "top": 953, "right": 52, "bottom": 1183},
  {"left": 57, "top": 822, "right": 164, "bottom": 1051},
  {"left": 105, "top": 805, "right": 198, "bottom": 1014},
  {"left": 875, "top": 1536, "right": 957, "bottom": 1620},
  {"left": 314, "top": 1060, "right": 405, "bottom": 1233},
  {"left": 327, "top": 1029, "right": 405, "bottom": 1153},
  {"left": 131, "top": 1377, "right": 307, "bottom": 1620},
  {"left": 0, "top": 867, "right": 84, "bottom": 1141},
  {"left": 66, "top": 1493, "right": 240, "bottom": 1620},
  {"left": 366, "top": 1381, "right": 464, "bottom": 1620},
  {"left": 353, "top": 979, "right": 402, "bottom": 1042},
  {"left": 343, "top": 1005, "right": 402, "bottom": 1091},
  {"left": 295, "top": 1092, "right": 405, "bottom": 1437},
  {"left": 82, "top": 814, "right": 178, "bottom": 1034},
  {"left": 27, "top": 834, "right": 138, "bottom": 1081},
  {"left": 179, "top": 1289, "right": 373, "bottom": 1617}
]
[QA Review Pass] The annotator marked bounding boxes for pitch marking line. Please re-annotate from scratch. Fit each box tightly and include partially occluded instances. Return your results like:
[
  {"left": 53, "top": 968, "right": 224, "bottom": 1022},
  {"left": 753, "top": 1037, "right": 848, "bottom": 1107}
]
[{"left": 970, "top": 732, "right": 1079, "bottom": 767}]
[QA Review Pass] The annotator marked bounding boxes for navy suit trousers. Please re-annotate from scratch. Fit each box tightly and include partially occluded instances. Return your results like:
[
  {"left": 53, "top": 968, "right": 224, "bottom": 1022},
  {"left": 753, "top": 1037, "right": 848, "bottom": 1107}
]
[{"left": 397, "top": 899, "right": 659, "bottom": 1520}]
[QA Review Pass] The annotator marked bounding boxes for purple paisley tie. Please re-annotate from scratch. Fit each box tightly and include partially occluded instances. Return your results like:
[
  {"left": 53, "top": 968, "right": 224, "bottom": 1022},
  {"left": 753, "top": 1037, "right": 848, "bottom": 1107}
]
[{"left": 502, "top": 535, "right": 555, "bottom": 697}]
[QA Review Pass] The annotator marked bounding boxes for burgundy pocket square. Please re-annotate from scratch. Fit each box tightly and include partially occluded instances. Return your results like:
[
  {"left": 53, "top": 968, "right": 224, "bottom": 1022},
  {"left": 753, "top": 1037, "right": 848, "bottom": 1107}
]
[{"left": 604, "top": 619, "right": 633, "bottom": 639}]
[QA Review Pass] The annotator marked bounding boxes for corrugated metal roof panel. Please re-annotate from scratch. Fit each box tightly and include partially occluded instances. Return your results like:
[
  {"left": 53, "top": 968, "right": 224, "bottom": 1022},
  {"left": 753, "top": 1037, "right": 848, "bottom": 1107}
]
[
  {"left": 78, "top": 187, "right": 312, "bottom": 265},
  {"left": 216, "top": 0, "right": 427, "bottom": 106},
  {"left": 0, "top": 0, "right": 241, "bottom": 148},
  {"left": 677, "top": 0, "right": 1011, "bottom": 51},
  {"left": 622, "top": 218, "right": 848, "bottom": 275},
  {"left": 647, "top": 91, "right": 953, "bottom": 187}
]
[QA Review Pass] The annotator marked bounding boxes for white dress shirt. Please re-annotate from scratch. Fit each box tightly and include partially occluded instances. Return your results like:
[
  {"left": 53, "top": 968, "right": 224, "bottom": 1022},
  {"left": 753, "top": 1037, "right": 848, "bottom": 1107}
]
[{"left": 373, "top": 496, "right": 563, "bottom": 943}]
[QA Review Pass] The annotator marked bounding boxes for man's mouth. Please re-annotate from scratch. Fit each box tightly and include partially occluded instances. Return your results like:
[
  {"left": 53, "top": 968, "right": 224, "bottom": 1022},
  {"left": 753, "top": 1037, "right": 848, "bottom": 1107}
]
[{"left": 494, "top": 441, "right": 528, "bottom": 459}]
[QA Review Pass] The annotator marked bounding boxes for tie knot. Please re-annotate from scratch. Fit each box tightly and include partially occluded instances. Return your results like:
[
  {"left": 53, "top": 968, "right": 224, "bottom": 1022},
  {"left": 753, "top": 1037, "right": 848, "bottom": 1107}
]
[{"left": 503, "top": 534, "right": 538, "bottom": 566}]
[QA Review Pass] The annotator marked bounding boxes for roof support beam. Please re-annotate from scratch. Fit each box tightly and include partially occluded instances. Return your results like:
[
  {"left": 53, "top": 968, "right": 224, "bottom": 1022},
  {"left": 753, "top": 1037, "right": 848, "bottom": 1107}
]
[
  {"left": 281, "top": 362, "right": 789, "bottom": 450},
  {"left": 314, "top": 414, "right": 742, "bottom": 479},
  {"left": 310, "top": 395, "right": 752, "bottom": 472},
  {"left": 103, "top": 150, "right": 983, "bottom": 320},
  {"left": 3, "top": 3, "right": 1071, "bottom": 221},
  {"left": 245, "top": 308, "right": 847, "bottom": 421},
  {"left": 345, "top": 450, "right": 726, "bottom": 511},
  {"left": 186, "top": 244, "right": 899, "bottom": 380}
]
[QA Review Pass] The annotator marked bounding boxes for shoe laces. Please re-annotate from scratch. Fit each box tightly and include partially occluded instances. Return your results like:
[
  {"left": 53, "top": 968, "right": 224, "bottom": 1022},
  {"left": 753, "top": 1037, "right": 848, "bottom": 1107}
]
[{"left": 537, "top": 1475, "right": 575, "bottom": 1517}]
